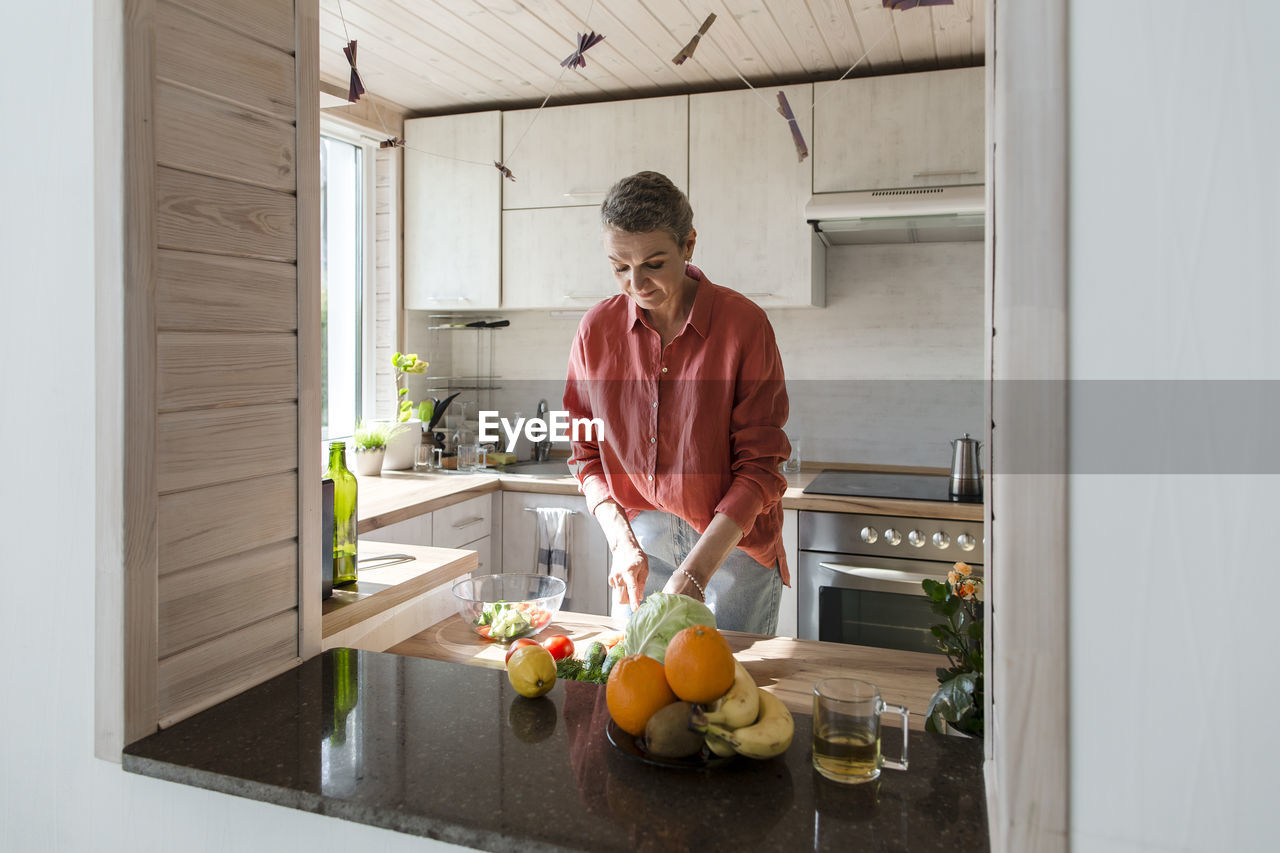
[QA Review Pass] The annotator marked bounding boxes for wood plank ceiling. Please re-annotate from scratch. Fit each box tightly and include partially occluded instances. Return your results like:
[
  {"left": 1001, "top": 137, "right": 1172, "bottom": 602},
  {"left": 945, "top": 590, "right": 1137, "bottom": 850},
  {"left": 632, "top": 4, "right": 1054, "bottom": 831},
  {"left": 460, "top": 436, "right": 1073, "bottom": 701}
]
[{"left": 318, "top": 0, "right": 984, "bottom": 116}]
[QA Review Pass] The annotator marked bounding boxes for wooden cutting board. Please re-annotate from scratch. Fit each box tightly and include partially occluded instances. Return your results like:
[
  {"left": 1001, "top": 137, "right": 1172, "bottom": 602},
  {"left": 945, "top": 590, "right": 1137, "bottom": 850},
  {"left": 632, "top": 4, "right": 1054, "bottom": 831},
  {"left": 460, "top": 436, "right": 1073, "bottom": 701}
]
[{"left": 387, "top": 611, "right": 945, "bottom": 730}]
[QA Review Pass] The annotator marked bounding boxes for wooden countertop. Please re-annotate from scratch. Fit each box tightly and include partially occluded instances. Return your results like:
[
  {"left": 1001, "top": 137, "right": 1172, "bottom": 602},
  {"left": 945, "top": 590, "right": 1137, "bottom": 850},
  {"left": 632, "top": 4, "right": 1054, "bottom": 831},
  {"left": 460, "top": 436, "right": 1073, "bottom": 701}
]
[
  {"left": 358, "top": 466, "right": 982, "bottom": 533},
  {"left": 388, "top": 611, "right": 943, "bottom": 731},
  {"left": 321, "top": 540, "right": 477, "bottom": 644}
]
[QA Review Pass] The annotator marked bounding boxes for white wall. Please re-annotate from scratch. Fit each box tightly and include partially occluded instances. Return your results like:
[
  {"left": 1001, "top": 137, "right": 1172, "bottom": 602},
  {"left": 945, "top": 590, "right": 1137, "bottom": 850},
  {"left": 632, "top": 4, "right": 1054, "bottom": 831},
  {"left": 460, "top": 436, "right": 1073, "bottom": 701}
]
[
  {"left": 406, "top": 241, "right": 985, "bottom": 468},
  {"left": 1069, "top": 2, "right": 1279, "bottom": 851},
  {"left": 0, "top": 3, "right": 464, "bottom": 850}
]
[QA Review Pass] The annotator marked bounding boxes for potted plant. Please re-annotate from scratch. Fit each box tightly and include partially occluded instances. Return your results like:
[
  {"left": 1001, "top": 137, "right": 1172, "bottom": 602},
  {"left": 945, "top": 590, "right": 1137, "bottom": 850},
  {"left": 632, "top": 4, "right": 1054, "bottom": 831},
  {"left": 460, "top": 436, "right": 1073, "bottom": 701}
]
[
  {"left": 921, "top": 562, "right": 984, "bottom": 738},
  {"left": 351, "top": 420, "right": 408, "bottom": 476},
  {"left": 384, "top": 352, "right": 431, "bottom": 470}
]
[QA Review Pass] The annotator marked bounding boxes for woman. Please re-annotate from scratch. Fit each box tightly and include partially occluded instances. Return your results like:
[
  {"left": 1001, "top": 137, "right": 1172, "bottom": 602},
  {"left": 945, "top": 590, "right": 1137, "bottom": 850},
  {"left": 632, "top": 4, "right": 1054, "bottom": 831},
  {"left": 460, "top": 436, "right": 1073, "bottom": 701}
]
[{"left": 562, "top": 171, "right": 791, "bottom": 635}]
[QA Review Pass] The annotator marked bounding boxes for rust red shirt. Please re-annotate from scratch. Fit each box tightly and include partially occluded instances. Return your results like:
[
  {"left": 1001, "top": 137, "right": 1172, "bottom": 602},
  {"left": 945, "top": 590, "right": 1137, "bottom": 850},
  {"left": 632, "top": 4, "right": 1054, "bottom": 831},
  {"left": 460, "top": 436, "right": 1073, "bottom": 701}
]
[{"left": 563, "top": 264, "right": 792, "bottom": 584}]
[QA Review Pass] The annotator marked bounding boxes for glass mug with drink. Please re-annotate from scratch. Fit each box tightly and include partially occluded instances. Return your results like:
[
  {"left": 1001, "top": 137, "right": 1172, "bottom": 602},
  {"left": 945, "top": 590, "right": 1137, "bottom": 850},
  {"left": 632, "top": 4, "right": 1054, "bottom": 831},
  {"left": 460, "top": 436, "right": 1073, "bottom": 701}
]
[
  {"left": 456, "top": 443, "right": 488, "bottom": 472},
  {"left": 812, "top": 678, "right": 909, "bottom": 784}
]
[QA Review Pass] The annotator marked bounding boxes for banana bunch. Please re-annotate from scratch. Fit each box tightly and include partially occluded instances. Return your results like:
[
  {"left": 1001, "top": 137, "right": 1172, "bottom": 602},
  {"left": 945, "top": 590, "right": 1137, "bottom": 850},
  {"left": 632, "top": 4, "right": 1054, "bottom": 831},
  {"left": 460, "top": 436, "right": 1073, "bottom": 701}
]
[{"left": 690, "top": 660, "right": 795, "bottom": 760}]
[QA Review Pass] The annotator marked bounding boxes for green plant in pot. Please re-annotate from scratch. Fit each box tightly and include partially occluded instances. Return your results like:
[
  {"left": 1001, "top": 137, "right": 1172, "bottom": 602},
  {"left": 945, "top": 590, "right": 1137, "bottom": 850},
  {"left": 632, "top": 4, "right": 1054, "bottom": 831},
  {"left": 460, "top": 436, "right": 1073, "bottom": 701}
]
[
  {"left": 922, "top": 562, "right": 984, "bottom": 738},
  {"left": 350, "top": 419, "right": 408, "bottom": 477}
]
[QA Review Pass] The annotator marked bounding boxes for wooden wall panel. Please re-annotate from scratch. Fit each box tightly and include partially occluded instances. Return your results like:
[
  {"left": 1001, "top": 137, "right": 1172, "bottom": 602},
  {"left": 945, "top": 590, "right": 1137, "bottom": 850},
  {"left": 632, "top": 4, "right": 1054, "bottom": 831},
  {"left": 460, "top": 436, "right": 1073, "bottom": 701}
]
[
  {"left": 158, "top": 540, "right": 297, "bottom": 657},
  {"left": 157, "top": 609, "right": 299, "bottom": 726},
  {"left": 156, "top": 250, "right": 297, "bottom": 332},
  {"left": 124, "top": 0, "right": 160, "bottom": 747},
  {"left": 156, "top": 167, "right": 296, "bottom": 262},
  {"left": 155, "top": 82, "right": 296, "bottom": 192},
  {"left": 166, "top": 0, "right": 295, "bottom": 53},
  {"left": 295, "top": 0, "right": 322, "bottom": 662},
  {"left": 157, "top": 402, "right": 297, "bottom": 493},
  {"left": 158, "top": 472, "right": 297, "bottom": 574},
  {"left": 157, "top": 331, "right": 297, "bottom": 411},
  {"left": 155, "top": 1, "right": 295, "bottom": 121}
]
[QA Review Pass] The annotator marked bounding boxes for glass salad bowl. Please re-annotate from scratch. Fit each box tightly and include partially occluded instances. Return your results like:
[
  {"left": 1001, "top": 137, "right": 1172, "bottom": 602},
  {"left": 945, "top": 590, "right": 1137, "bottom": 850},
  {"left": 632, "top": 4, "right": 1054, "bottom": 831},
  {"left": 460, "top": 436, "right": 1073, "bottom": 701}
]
[{"left": 452, "top": 573, "right": 566, "bottom": 642}]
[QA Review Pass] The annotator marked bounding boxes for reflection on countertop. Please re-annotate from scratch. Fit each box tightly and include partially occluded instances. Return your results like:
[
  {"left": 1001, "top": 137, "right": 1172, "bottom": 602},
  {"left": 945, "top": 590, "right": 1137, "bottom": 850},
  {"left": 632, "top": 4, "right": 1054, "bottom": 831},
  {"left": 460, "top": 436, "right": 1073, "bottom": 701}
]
[{"left": 123, "top": 649, "right": 987, "bottom": 851}]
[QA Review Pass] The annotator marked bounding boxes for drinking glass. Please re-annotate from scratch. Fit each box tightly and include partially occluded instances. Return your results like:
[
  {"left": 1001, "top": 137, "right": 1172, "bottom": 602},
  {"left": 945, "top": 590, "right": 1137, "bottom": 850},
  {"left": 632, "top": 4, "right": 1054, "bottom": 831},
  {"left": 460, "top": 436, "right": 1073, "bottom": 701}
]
[
  {"left": 414, "top": 443, "right": 436, "bottom": 472},
  {"left": 456, "top": 444, "right": 488, "bottom": 472},
  {"left": 812, "top": 678, "right": 908, "bottom": 784}
]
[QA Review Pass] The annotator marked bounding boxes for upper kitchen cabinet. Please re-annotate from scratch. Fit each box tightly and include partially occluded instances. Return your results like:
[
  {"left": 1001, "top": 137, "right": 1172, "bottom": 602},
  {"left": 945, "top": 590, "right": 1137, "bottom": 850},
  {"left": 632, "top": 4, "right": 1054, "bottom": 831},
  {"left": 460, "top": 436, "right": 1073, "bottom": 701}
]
[
  {"left": 500, "top": 96, "right": 689, "bottom": 210},
  {"left": 689, "top": 84, "right": 824, "bottom": 308},
  {"left": 502, "top": 206, "right": 612, "bottom": 309},
  {"left": 404, "top": 112, "right": 502, "bottom": 310},
  {"left": 813, "top": 67, "right": 984, "bottom": 193}
]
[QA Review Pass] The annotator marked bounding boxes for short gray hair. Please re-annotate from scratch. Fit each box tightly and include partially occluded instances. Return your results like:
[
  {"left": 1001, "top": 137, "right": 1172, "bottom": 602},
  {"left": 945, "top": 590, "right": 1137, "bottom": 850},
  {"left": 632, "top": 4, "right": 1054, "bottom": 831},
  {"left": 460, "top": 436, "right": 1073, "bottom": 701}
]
[{"left": 600, "top": 171, "right": 694, "bottom": 245}]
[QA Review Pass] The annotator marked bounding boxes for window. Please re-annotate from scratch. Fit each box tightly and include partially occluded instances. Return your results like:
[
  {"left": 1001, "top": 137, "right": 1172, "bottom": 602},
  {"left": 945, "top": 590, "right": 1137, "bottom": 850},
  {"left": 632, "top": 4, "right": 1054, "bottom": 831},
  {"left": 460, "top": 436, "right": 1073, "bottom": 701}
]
[{"left": 320, "top": 128, "right": 376, "bottom": 441}]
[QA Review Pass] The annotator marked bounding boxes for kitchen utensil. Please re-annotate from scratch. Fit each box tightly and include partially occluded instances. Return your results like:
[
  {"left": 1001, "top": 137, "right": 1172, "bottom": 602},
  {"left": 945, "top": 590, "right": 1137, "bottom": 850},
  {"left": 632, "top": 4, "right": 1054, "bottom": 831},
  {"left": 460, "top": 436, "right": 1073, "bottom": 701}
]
[
  {"left": 949, "top": 433, "right": 983, "bottom": 497},
  {"left": 812, "top": 678, "right": 908, "bottom": 784},
  {"left": 452, "top": 573, "right": 566, "bottom": 641},
  {"left": 426, "top": 392, "right": 462, "bottom": 432}
]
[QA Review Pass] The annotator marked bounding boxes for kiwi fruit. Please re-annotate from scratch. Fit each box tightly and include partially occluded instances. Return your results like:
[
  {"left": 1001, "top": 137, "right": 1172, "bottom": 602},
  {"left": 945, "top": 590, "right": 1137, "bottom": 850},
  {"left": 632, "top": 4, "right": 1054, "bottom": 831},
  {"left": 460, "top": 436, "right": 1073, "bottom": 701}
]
[{"left": 641, "top": 701, "right": 704, "bottom": 758}]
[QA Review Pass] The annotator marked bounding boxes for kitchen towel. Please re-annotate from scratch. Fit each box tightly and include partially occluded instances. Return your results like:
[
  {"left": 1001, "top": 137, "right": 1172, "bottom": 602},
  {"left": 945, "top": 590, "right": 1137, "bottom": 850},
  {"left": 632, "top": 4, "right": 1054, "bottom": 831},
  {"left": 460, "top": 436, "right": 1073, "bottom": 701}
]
[{"left": 533, "top": 507, "right": 572, "bottom": 592}]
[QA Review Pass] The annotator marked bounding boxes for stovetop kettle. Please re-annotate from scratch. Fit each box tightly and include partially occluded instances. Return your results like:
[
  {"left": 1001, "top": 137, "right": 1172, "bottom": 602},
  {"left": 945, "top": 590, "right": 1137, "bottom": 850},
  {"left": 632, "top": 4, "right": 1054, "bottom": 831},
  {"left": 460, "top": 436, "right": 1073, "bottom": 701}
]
[{"left": 949, "top": 433, "right": 983, "bottom": 497}]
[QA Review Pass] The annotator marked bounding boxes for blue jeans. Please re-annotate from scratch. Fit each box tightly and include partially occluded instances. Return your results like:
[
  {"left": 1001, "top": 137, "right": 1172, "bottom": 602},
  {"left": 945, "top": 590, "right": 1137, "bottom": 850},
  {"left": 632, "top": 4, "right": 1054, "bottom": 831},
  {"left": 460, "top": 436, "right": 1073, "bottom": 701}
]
[{"left": 611, "top": 511, "right": 782, "bottom": 635}]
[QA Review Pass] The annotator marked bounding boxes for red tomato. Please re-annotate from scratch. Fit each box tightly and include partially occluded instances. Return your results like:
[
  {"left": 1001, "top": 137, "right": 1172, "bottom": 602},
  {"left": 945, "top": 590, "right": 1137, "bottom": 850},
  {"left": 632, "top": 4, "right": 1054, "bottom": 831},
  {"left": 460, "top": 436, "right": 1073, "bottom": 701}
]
[
  {"left": 542, "top": 634, "right": 574, "bottom": 662},
  {"left": 504, "top": 638, "right": 539, "bottom": 664}
]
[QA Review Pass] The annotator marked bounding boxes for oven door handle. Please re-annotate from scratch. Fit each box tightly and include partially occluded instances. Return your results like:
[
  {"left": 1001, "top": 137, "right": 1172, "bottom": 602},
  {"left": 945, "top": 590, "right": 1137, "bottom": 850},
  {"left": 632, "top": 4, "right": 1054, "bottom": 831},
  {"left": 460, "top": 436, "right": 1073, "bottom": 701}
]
[{"left": 818, "top": 562, "right": 948, "bottom": 585}]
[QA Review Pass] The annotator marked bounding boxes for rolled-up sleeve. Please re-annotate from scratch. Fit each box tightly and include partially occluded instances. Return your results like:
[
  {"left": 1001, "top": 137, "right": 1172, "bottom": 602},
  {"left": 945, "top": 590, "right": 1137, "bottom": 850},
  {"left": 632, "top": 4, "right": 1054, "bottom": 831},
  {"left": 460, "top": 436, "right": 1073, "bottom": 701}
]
[
  {"left": 713, "top": 318, "right": 790, "bottom": 536},
  {"left": 563, "top": 324, "right": 613, "bottom": 514}
]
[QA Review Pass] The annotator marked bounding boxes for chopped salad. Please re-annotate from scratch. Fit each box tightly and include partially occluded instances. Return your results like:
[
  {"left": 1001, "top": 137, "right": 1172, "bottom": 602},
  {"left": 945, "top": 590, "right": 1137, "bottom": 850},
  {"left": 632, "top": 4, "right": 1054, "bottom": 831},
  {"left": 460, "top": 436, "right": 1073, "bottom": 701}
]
[{"left": 473, "top": 600, "right": 553, "bottom": 641}]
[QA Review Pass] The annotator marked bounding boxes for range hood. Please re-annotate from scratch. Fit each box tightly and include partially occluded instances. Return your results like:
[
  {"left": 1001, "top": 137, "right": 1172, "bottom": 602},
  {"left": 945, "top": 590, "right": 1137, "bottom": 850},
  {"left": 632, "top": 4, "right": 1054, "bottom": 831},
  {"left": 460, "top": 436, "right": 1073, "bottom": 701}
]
[{"left": 805, "top": 185, "right": 985, "bottom": 246}]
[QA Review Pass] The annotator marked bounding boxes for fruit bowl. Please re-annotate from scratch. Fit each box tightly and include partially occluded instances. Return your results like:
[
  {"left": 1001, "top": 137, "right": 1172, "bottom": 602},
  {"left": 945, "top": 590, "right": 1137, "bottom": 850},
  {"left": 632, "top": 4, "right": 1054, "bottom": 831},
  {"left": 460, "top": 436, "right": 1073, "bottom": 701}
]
[{"left": 452, "top": 573, "right": 566, "bottom": 642}]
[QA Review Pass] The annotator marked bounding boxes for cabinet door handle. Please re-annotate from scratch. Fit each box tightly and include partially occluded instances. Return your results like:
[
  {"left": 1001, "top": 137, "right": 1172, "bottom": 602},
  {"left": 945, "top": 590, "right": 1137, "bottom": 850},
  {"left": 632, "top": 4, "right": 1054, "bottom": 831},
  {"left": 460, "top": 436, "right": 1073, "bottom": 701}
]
[
  {"left": 562, "top": 190, "right": 607, "bottom": 200},
  {"left": 523, "top": 508, "right": 579, "bottom": 515},
  {"left": 451, "top": 516, "right": 486, "bottom": 529},
  {"left": 818, "top": 562, "right": 947, "bottom": 585},
  {"left": 422, "top": 295, "right": 472, "bottom": 302},
  {"left": 561, "top": 292, "right": 602, "bottom": 301},
  {"left": 911, "top": 169, "right": 979, "bottom": 178},
  {"left": 741, "top": 291, "right": 775, "bottom": 298}
]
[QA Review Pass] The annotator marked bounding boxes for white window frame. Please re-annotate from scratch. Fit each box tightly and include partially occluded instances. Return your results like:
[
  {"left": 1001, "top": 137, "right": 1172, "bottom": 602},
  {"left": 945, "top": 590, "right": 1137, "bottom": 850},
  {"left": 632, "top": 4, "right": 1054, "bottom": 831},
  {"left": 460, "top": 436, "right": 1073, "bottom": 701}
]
[{"left": 320, "top": 118, "right": 379, "bottom": 436}]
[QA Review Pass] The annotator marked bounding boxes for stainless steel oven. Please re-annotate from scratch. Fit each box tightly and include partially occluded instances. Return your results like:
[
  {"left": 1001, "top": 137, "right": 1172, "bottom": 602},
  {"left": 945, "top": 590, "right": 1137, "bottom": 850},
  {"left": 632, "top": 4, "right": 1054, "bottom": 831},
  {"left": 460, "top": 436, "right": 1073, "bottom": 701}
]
[{"left": 798, "top": 511, "right": 984, "bottom": 654}]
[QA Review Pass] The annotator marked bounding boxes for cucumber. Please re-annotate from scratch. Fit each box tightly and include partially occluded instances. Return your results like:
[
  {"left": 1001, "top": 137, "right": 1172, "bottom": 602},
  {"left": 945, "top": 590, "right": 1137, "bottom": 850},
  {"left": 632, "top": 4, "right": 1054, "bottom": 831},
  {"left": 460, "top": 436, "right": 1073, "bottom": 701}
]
[
  {"left": 585, "top": 641, "right": 606, "bottom": 670},
  {"left": 601, "top": 643, "right": 625, "bottom": 678}
]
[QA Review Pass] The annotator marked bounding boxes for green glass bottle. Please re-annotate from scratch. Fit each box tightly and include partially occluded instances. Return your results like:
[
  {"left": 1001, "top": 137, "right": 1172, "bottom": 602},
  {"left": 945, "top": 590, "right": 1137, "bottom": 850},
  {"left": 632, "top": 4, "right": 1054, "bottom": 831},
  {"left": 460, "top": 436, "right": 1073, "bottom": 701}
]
[{"left": 325, "top": 441, "right": 358, "bottom": 586}]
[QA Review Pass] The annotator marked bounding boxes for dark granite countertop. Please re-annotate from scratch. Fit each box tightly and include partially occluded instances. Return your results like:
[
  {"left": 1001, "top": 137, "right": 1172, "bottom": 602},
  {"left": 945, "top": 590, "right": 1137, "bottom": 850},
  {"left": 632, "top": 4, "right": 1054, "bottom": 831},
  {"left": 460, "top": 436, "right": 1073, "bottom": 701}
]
[{"left": 123, "top": 649, "right": 987, "bottom": 851}]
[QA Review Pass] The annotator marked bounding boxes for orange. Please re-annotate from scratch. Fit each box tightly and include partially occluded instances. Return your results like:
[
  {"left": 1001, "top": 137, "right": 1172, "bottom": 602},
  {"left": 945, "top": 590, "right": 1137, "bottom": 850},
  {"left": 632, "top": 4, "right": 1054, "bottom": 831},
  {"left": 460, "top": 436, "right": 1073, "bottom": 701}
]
[
  {"left": 663, "top": 625, "right": 736, "bottom": 704},
  {"left": 606, "top": 654, "right": 677, "bottom": 736}
]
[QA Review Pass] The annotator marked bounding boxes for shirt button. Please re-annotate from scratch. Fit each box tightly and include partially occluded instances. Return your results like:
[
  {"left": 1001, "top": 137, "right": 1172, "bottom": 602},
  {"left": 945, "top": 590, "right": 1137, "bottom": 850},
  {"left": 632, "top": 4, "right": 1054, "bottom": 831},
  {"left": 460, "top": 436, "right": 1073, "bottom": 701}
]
[
  {"left": 647, "top": 474, "right": 653, "bottom": 481},
  {"left": 652, "top": 401, "right": 658, "bottom": 408},
  {"left": 661, "top": 366, "right": 668, "bottom": 373},
  {"left": 650, "top": 437, "right": 656, "bottom": 443}
]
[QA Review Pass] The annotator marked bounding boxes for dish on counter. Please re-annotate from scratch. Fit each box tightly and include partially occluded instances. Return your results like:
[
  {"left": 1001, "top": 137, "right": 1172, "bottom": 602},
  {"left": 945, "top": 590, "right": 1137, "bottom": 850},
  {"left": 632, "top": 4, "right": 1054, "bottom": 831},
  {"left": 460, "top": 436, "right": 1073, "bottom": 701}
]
[
  {"left": 605, "top": 719, "right": 735, "bottom": 770},
  {"left": 452, "top": 573, "right": 565, "bottom": 642}
]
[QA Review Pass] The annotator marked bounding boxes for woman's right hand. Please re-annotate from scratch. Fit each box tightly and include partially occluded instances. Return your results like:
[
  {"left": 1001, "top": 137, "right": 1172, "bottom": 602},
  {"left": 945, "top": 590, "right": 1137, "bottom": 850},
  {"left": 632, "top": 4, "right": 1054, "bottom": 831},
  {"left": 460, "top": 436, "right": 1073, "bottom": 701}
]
[{"left": 609, "top": 545, "right": 649, "bottom": 608}]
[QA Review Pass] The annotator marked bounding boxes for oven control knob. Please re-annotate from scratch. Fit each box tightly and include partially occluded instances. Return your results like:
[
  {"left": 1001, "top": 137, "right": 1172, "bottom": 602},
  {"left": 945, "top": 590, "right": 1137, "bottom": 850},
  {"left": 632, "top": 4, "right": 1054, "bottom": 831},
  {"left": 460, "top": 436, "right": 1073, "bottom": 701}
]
[
  {"left": 859, "top": 526, "right": 878, "bottom": 544},
  {"left": 932, "top": 531, "right": 951, "bottom": 549},
  {"left": 883, "top": 528, "right": 902, "bottom": 546},
  {"left": 907, "top": 529, "right": 926, "bottom": 548},
  {"left": 957, "top": 533, "right": 977, "bottom": 551}
]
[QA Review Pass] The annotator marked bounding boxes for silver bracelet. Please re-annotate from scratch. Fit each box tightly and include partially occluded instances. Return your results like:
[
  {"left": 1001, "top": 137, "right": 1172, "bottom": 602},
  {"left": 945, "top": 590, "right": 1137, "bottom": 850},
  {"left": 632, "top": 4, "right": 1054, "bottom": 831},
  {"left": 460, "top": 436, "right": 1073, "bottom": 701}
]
[{"left": 675, "top": 567, "right": 706, "bottom": 601}]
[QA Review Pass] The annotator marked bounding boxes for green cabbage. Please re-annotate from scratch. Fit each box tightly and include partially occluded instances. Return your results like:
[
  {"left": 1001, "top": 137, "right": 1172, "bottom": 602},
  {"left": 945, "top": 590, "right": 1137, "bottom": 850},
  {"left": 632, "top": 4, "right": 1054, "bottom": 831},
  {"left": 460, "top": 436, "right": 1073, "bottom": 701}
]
[{"left": 620, "top": 593, "right": 716, "bottom": 663}]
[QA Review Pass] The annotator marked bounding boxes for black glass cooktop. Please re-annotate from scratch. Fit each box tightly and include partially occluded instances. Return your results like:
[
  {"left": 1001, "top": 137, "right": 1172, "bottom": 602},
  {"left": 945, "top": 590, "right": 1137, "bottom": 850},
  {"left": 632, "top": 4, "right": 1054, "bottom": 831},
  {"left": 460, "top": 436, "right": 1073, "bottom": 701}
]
[{"left": 802, "top": 470, "right": 982, "bottom": 503}]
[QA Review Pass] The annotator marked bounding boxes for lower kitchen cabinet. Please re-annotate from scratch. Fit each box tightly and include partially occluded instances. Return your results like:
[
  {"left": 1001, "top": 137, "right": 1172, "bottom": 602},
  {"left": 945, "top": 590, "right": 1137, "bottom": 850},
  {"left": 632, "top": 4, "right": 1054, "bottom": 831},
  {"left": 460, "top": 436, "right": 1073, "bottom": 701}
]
[
  {"left": 501, "top": 492, "right": 608, "bottom": 616},
  {"left": 361, "top": 512, "right": 433, "bottom": 546},
  {"left": 778, "top": 509, "right": 798, "bottom": 639}
]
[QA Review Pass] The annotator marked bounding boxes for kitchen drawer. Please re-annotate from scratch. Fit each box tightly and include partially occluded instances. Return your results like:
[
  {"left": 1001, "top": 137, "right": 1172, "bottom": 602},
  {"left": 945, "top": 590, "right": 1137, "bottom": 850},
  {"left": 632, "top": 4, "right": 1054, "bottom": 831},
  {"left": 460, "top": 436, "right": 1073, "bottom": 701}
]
[
  {"left": 469, "top": 536, "right": 492, "bottom": 576},
  {"left": 362, "top": 512, "right": 432, "bottom": 546},
  {"left": 432, "top": 494, "right": 493, "bottom": 550}
]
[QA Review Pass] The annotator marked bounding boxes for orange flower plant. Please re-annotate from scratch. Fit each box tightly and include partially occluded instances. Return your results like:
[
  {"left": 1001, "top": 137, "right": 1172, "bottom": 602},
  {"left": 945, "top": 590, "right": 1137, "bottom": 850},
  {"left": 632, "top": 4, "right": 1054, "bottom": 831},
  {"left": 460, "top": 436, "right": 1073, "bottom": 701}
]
[{"left": 922, "top": 561, "right": 984, "bottom": 737}]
